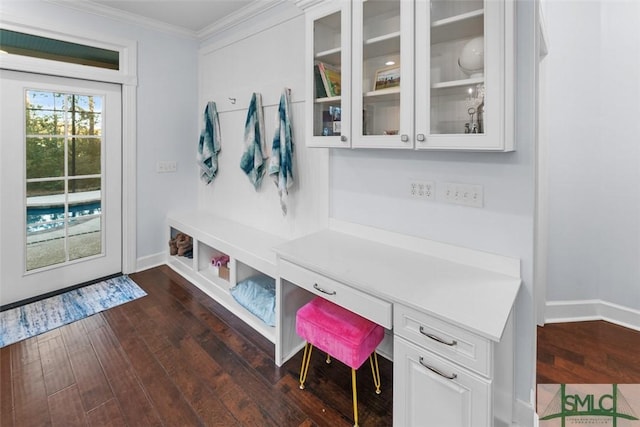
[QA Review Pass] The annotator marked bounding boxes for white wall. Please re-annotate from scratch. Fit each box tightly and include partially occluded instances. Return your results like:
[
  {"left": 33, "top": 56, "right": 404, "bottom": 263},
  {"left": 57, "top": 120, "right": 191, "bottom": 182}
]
[
  {"left": 0, "top": 1, "right": 200, "bottom": 264},
  {"left": 196, "top": 8, "right": 329, "bottom": 240},
  {"left": 545, "top": 1, "right": 640, "bottom": 311}
]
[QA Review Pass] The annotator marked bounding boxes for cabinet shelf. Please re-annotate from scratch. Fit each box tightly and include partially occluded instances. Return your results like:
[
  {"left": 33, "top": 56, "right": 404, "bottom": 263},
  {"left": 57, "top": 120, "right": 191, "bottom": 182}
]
[
  {"left": 364, "top": 86, "right": 400, "bottom": 100},
  {"left": 431, "top": 9, "right": 484, "bottom": 45},
  {"left": 315, "top": 46, "right": 341, "bottom": 65},
  {"left": 363, "top": 31, "right": 401, "bottom": 59},
  {"left": 431, "top": 76, "right": 484, "bottom": 90},
  {"left": 314, "top": 95, "right": 341, "bottom": 104}
]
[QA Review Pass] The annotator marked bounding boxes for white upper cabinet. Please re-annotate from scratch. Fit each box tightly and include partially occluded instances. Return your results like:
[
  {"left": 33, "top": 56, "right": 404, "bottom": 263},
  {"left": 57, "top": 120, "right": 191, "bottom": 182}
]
[
  {"left": 303, "top": 0, "right": 514, "bottom": 151},
  {"left": 305, "top": 1, "right": 352, "bottom": 148},
  {"left": 414, "top": 0, "right": 514, "bottom": 150}
]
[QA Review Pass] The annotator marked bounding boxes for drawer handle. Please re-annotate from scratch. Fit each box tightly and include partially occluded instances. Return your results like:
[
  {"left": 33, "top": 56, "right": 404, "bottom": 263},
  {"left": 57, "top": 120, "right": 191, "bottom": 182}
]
[
  {"left": 419, "top": 357, "right": 457, "bottom": 380},
  {"left": 419, "top": 326, "right": 457, "bottom": 347},
  {"left": 313, "top": 283, "right": 336, "bottom": 296}
]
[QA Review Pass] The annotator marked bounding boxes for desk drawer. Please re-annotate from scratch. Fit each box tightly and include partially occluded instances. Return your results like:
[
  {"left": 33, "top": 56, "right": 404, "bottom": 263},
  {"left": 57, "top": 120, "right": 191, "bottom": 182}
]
[
  {"left": 394, "top": 303, "right": 491, "bottom": 377},
  {"left": 279, "top": 259, "right": 392, "bottom": 329}
]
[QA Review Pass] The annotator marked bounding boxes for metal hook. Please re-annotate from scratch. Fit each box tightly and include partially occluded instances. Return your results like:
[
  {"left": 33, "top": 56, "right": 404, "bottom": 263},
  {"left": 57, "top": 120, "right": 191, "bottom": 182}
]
[{"left": 228, "top": 97, "right": 236, "bottom": 104}]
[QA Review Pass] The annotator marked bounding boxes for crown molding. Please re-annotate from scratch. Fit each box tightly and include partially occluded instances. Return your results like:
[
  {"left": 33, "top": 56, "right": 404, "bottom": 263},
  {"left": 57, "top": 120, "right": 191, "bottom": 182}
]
[
  {"left": 292, "top": 0, "right": 327, "bottom": 11},
  {"left": 198, "top": 0, "right": 288, "bottom": 41},
  {"left": 198, "top": 1, "right": 303, "bottom": 52},
  {"left": 45, "top": 0, "right": 197, "bottom": 39},
  {"left": 44, "top": 0, "right": 300, "bottom": 42}
]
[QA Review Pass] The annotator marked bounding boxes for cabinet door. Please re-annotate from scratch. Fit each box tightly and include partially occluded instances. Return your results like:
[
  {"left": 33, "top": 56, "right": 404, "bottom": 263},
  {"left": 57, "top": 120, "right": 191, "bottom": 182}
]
[
  {"left": 305, "top": 1, "right": 352, "bottom": 148},
  {"left": 414, "top": 0, "right": 514, "bottom": 151},
  {"left": 394, "top": 337, "right": 491, "bottom": 427},
  {"left": 351, "top": 0, "right": 414, "bottom": 148}
]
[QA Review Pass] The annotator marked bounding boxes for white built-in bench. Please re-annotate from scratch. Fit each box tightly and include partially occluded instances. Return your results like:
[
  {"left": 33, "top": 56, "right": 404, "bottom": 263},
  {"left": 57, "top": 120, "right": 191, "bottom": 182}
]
[{"left": 166, "top": 211, "right": 285, "bottom": 342}]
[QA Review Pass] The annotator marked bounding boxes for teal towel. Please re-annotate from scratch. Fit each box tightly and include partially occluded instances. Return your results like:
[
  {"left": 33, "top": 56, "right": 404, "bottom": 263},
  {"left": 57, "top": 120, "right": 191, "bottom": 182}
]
[
  {"left": 197, "top": 102, "right": 221, "bottom": 185},
  {"left": 268, "top": 89, "right": 294, "bottom": 215},
  {"left": 240, "top": 93, "right": 267, "bottom": 190}
]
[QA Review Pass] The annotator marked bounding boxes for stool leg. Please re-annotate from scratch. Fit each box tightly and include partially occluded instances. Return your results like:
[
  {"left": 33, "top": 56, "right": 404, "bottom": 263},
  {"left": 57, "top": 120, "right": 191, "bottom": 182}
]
[
  {"left": 326, "top": 354, "right": 331, "bottom": 364},
  {"left": 299, "top": 343, "right": 313, "bottom": 390},
  {"left": 351, "top": 368, "right": 359, "bottom": 427},
  {"left": 369, "top": 352, "right": 381, "bottom": 395}
]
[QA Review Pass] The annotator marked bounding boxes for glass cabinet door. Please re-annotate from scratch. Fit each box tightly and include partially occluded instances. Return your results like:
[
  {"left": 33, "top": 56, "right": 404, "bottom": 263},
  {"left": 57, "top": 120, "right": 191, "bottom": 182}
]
[
  {"left": 415, "top": 0, "right": 513, "bottom": 150},
  {"left": 352, "top": 0, "right": 413, "bottom": 149},
  {"left": 306, "top": 2, "right": 351, "bottom": 148}
]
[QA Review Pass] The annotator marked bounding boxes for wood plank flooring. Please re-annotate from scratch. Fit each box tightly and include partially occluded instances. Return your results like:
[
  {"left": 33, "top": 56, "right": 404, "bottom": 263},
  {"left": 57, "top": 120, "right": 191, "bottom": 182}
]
[
  {"left": 3, "top": 264, "right": 639, "bottom": 426},
  {"left": 537, "top": 320, "right": 640, "bottom": 384},
  {"left": 0, "top": 266, "right": 393, "bottom": 427}
]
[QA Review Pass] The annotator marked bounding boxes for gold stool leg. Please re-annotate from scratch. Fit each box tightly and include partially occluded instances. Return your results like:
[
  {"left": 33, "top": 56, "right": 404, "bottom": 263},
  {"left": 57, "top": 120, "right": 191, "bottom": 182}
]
[
  {"left": 351, "top": 368, "right": 359, "bottom": 427},
  {"left": 369, "top": 352, "right": 381, "bottom": 394},
  {"left": 299, "top": 343, "right": 313, "bottom": 390},
  {"left": 326, "top": 353, "right": 331, "bottom": 364}
]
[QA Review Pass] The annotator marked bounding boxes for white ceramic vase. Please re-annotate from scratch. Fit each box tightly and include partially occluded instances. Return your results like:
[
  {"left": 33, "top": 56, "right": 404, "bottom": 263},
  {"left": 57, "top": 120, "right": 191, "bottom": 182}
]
[{"left": 458, "top": 36, "right": 484, "bottom": 78}]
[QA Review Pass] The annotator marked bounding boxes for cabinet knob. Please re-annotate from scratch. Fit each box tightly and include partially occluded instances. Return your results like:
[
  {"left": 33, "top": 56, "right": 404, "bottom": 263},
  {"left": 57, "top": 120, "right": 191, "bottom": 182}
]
[
  {"left": 401, "top": 134, "right": 409, "bottom": 143},
  {"left": 416, "top": 133, "right": 426, "bottom": 142},
  {"left": 340, "top": 135, "right": 348, "bottom": 142}
]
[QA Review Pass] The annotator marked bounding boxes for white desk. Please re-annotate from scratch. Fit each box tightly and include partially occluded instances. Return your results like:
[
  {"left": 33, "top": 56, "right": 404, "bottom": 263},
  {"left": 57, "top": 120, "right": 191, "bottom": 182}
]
[{"left": 273, "top": 227, "right": 521, "bottom": 427}]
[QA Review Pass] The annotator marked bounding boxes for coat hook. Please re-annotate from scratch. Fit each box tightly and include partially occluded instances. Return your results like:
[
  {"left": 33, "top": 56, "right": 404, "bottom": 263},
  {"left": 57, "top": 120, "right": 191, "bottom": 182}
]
[{"left": 228, "top": 97, "right": 236, "bottom": 104}]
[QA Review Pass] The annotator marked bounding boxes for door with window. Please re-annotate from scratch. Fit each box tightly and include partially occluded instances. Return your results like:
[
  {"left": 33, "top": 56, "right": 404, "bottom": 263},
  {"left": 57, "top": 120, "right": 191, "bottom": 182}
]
[{"left": 0, "top": 71, "right": 122, "bottom": 306}]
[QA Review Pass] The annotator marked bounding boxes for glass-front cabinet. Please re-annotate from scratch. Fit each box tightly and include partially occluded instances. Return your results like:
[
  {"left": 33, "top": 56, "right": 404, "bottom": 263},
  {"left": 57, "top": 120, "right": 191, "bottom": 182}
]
[
  {"left": 415, "top": 0, "right": 514, "bottom": 150},
  {"left": 351, "top": 0, "right": 413, "bottom": 148},
  {"left": 305, "top": 1, "right": 351, "bottom": 148},
  {"left": 304, "top": 0, "right": 513, "bottom": 151}
]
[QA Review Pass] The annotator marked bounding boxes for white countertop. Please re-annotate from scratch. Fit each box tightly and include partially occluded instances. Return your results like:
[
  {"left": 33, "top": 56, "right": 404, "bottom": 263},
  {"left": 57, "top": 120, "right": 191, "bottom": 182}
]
[{"left": 273, "top": 229, "right": 521, "bottom": 342}]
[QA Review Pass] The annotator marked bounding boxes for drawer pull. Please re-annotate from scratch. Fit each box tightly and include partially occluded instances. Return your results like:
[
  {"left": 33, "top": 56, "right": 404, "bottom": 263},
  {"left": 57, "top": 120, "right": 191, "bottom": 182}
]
[
  {"left": 419, "top": 326, "right": 457, "bottom": 346},
  {"left": 313, "top": 283, "right": 336, "bottom": 296},
  {"left": 419, "top": 357, "right": 457, "bottom": 380}
]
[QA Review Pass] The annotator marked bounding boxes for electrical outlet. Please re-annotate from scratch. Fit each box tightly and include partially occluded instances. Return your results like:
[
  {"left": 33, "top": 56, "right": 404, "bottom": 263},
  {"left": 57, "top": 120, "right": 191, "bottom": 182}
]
[
  {"left": 442, "top": 182, "right": 483, "bottom": 207},
  {"left": 156, "top": 161, "right": 177, "bottom": 173},
  {"left": 410, "top": 181, "right": 435, "bottom": 200}
]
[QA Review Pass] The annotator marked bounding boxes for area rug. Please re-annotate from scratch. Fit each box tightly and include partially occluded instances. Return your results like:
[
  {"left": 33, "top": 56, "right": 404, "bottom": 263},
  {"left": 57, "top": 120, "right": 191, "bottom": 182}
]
[{"left": 0, "top": 275, "right": 146, "bottom": 348}]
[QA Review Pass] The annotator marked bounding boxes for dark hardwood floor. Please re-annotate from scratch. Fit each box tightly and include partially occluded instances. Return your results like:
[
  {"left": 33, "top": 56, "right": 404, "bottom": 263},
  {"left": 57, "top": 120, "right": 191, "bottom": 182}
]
[
  {"left": 0, "top": 266, "right": 393, "bottom": 427},
  {"left": 537, "top": 320, "right": 640, "bottom": 384},
  {"left": 3, "top": 264, "right": 639, "bottom": 426}
]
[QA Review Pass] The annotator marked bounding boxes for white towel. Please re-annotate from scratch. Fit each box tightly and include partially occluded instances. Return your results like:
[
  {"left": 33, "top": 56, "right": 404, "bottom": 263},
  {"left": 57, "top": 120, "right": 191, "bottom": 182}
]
[
  {"left": 268, "top": 89, "right": 294, "bottom": 215},
  {"left": 239, "top": 93, "right": 267, "bottom": 190}
]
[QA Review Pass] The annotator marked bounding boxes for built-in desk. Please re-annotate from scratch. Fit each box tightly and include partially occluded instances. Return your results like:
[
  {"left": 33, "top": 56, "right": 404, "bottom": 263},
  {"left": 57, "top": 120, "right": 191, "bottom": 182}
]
[
  {"left": 273, "top": 223, "right": 521, "bottom": 427},
  {"left": 166, "top": 213, "right": 521, "bottom": 426}
]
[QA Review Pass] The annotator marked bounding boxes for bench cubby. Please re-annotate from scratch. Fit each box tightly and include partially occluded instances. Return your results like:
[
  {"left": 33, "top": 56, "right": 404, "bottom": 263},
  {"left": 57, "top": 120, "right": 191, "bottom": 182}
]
[{"left": 167, "top": 212, "right": 285, "bottom": 343}]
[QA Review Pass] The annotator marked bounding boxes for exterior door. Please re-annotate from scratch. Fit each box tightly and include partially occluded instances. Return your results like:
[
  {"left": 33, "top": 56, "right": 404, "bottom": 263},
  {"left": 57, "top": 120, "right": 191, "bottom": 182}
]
[{"left": 0, "top": 70, "right": 122, "bottom": 306}]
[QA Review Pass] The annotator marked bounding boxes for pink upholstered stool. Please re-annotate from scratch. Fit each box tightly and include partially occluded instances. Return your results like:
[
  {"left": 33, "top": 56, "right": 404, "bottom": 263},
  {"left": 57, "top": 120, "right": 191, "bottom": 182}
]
[{"left": 296, "top": 297, "right": 384, "bottom": 427}]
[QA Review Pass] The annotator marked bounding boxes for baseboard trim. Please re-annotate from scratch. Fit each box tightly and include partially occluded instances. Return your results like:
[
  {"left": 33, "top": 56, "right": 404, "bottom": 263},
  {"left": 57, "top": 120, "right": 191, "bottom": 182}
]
[
  {"left": 513, "top": 398, "right": 535, "bottom": 427},
  {"left": 545, "top": 299, "right": 640, "bottom": 332},
  {"left": 136, "top": 252, "right": 166, "bottom": 272}
]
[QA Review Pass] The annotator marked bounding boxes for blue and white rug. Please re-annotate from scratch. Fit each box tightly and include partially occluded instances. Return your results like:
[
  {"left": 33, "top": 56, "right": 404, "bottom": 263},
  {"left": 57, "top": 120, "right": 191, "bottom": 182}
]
[{"left": 0, "top": 275, "right": 146, "bottom": 348}]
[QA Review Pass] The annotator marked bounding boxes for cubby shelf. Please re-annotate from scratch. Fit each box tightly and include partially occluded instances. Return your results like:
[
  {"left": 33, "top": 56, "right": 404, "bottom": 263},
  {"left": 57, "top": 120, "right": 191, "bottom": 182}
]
[{"left": 167, "top": 212, "right": 285, "bottom": 343}]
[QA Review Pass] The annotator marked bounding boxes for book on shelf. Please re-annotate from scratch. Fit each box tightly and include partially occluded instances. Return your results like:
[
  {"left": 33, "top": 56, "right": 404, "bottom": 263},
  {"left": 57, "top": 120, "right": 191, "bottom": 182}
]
[
  {"left": 317, "top": 62, "right": 341, "bottom": 97},
  {"left": 314, "top": 65, "right": 327, "bottom": 98}
]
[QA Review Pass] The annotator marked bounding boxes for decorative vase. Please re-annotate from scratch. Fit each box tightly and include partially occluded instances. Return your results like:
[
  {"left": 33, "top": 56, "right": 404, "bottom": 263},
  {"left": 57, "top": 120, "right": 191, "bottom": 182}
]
[{"left": 458, "top": 36, "right": 484, "bottom": 78}]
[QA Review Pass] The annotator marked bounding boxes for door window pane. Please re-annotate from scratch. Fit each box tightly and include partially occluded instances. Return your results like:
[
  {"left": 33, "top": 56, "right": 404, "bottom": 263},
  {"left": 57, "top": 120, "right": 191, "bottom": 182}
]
[
  {"left": 25, "top": 89, "right": 104, "bottom": 271},
  {"left": 68, "top": 139, "right": 101, "bottom": 176},
  {"left": 26, "top": 138, "right": 65, "bottom": 179}
]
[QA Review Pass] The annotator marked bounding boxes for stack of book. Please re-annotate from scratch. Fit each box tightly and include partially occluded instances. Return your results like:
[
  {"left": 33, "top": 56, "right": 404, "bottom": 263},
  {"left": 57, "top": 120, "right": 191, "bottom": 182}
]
[{"left": 314, "top": 62, "right": 341, "bottom": 98}]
